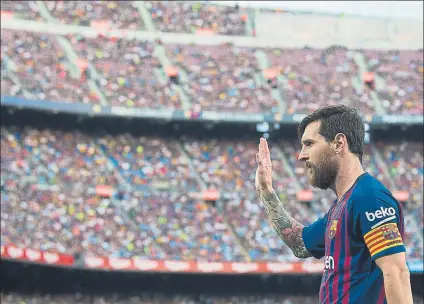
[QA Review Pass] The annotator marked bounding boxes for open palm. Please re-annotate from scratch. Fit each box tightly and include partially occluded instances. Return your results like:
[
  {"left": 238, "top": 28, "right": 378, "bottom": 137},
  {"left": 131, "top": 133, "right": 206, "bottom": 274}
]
[{"left": 255, "top": 137, "right": 273, "bottom": 193}]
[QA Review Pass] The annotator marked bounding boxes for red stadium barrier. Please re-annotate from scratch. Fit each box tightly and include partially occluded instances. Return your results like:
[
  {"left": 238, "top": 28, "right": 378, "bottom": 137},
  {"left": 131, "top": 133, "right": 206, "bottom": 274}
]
[
  {"left": 0, "top": 10, "right": 14, "bottom": 19},
  {"left": 1, "top": 245, "right": 74, "bottom": 266},
  {"left": 83, "top": 256, "right": 323, "bottom": 274},
  {"left": 1, "top": 245, "right": 325, "bottom": 273}
]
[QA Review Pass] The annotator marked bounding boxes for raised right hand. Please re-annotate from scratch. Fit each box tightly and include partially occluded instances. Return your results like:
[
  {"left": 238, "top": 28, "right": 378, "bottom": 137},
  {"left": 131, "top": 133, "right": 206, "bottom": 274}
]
[{"left": 255, "top": 137, "right": 274, "bottom": 193}]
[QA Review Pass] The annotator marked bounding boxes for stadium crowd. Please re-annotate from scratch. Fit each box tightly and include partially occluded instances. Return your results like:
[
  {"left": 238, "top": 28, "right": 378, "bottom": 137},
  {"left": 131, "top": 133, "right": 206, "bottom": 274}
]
[
  {"left": 1, "top": 1, "right": 42, "bottom": 21},
  {"left": 264, "top": 47, "right": 375, "bottom": 115},
  {"left": 364, "top": 50, "right": 423, "bottom": 115},
  {"left": 1, "top": 30, "right": 100, "bottom": 104},
  {"left": 68, "top": 34, "right": 183, "bottom": 109},
  {"left": 1, "top": 26, "right": 422, "bottom": 114},
  {"left": 166, "top": 43, "right": 279, "bottom": 113},
  {"left": 0, "top": 1, "right": 422, "bottom": 299},
  {"left": 145, "top": 1, "right": 249, "bottom": 36},
  {"left": 1, "top": 126, "right": 422, "bottom": 263},
  {"left": 44, "top": 1, "right": 145, "bottom": 30}
]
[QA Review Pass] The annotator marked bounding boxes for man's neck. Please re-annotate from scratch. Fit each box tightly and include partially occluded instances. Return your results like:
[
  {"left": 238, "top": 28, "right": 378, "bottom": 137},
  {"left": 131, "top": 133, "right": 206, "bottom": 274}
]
[{"left": 332, "top": 157, "right": 365, "bottom": 200}]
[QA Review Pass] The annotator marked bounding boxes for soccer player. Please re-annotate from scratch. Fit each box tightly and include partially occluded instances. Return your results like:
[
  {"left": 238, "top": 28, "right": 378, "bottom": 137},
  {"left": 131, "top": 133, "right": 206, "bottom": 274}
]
[{"left": 255, "top": 105, "right": 413, "bottom": 304}]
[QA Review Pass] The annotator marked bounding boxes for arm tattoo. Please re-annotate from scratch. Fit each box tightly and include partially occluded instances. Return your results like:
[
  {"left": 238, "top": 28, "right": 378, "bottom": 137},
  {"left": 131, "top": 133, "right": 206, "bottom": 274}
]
[{"left": 259, "top": 190, "right": 312, "bottom": 258}]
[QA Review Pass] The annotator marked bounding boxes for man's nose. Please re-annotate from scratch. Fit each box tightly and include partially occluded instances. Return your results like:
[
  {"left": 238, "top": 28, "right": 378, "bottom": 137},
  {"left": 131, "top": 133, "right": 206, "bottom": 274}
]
[{"left": 298, "top": 150, "right": 308, "bottom": 161}]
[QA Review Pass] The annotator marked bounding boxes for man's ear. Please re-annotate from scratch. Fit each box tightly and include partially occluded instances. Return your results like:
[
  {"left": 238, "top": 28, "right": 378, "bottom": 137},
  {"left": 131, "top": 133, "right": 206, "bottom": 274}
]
[{"left": 333, "top": 133, "right": 346, "bottom": 154}]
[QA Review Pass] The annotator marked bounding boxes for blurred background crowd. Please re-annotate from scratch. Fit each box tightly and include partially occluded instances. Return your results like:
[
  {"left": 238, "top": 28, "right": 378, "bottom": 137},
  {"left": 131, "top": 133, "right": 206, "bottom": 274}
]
[
  {"left": 0, "top": 1, "right": 422, "bottom": 303},
  {"left": 2, "top": 28, "right": 422, "bottom": 114},
  {"left": 1, "top": 127, "right": 422, "bottom": 263}
]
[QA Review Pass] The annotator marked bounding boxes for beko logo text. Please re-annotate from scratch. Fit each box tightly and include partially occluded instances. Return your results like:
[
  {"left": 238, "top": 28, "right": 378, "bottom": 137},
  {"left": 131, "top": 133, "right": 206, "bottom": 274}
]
[{"left": 365, "top": 207, "right": 396, "bottom": 221}]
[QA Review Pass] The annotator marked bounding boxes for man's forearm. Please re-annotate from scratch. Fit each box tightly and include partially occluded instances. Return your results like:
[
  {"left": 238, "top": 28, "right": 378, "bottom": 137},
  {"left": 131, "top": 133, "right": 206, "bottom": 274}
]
[
  {"left": 259, "top": 189, "right": 311, "bottom": 258},
  {"left": 383, "top": 269, "right": 413, "bottom": 304}
]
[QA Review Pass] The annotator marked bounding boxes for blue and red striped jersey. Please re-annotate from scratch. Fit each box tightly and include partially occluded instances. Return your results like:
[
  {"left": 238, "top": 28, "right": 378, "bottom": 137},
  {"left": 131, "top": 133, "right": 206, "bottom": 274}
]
[{"left": 302, "top": 173, "right": 406, "bottom": 304}]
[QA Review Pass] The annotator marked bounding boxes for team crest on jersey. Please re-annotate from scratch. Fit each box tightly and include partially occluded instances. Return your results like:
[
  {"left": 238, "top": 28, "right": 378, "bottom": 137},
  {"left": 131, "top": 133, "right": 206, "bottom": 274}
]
[
  {"left": 381, "top": 223, "right": 399, "bottom": 240},
  {"left": 328, "top": 220, "right": 338, "bottom": 239}
]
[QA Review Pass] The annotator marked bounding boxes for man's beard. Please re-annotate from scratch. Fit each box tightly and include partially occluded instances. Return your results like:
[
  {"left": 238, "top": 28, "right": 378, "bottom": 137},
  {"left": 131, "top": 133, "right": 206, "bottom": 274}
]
[{"left": 306, "top": 150, "right": 338, "bottom": 190}]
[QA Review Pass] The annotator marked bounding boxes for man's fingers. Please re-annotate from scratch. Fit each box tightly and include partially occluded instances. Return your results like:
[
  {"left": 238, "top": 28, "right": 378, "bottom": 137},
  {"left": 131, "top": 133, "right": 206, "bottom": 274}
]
[
  {"left": 259, "top": 138, "right": 267, "bottom": 161},
  {"left": 258, "top": 141, "right": 263, "bottom": 158},
  {"left": 260, "top": 138, "right": 270, "bottom": 161},
  {"left": 256, "top": 153, "right": 264, "bottom": 167},
  {"left": 259, "top": 137, "right": 272, "bottom": 166},
  {"left": 261, "top": 137, "right": 270, "bottom": 154},
  {"left": 257, "top": 139, "right": 272, "bottom": 191}
]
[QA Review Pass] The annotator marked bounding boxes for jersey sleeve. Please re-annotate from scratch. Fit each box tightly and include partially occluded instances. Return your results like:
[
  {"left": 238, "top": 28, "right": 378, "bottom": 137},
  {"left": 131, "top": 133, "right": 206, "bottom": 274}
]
[
  {"left": 352, "top": 190, "right": 406, "bottom": 261},
  {"left": 302, "top": 213, "right": 327, "bottom": 259}
]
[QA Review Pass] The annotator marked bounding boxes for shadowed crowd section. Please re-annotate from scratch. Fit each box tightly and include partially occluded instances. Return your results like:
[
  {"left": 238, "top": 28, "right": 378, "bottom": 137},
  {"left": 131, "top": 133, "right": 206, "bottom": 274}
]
[{"left": 1, "top": 126, "right": 422, "bottom": 263}]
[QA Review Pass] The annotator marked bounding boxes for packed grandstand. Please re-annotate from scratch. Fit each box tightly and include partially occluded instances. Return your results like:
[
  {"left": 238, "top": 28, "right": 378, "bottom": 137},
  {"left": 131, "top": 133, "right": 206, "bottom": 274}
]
[{"left": 1, "top": 1, "right": 423, "bottom": 303}]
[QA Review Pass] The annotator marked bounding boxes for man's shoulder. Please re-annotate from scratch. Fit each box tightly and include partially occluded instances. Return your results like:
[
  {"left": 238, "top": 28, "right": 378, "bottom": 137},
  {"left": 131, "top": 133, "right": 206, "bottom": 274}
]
[
  {"left": 348, "top": 173, "right": 399, "bottom": 213},
  {"left": 351, "top": 173, "right": 394, "bottom": 199}
]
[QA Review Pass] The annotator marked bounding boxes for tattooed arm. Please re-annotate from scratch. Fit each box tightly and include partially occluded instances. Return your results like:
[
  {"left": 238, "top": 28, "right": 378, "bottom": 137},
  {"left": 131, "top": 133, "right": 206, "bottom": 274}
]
[
  {"left": 259, "top": 189, "right": 312, "bottom": 258},
  {"left": 255, "top": 138, "right": 312, "bottom": 258}
]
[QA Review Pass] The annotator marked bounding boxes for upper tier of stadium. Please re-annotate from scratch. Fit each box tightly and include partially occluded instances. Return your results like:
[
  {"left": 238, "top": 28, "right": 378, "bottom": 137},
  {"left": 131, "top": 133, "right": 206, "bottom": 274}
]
[{"left": 1, "top": 1, "right": 423, "bottom": 116}]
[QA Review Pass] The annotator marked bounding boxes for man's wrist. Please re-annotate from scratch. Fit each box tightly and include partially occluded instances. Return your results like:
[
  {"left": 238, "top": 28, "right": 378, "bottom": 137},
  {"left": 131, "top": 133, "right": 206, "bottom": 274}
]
[{"left": 259, "top": 187, "right": 275, "bottom": 197}]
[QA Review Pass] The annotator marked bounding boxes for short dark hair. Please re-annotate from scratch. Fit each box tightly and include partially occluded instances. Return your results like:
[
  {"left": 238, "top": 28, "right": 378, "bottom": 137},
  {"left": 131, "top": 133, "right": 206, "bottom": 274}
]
[{"left": 297, "top": 105, "right": 365, "bottom": 162}]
